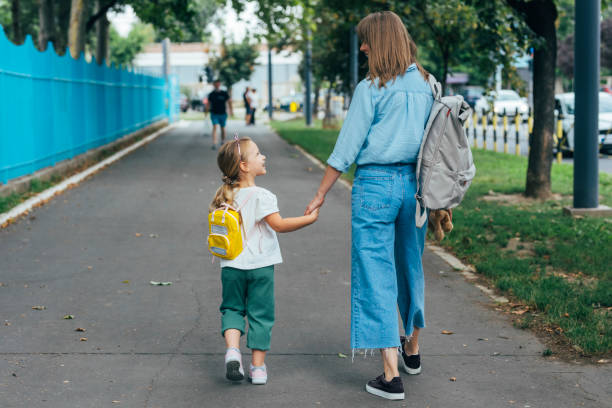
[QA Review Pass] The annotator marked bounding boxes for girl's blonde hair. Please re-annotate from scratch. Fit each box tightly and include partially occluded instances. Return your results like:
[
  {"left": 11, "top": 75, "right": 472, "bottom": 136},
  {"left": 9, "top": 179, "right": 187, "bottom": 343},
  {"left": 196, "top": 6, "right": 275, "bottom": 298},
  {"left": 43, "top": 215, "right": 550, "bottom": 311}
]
[
  {"left": 209, "top": 137, "right": 252, "bottom": 212},
  {"left": 356, "top": 11, "right": 428, "bottom": 88}
]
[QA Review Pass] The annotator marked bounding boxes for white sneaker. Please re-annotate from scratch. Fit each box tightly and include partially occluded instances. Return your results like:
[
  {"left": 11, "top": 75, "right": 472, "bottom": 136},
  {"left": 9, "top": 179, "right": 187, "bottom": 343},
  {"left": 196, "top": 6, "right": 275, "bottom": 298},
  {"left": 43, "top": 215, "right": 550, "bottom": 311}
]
[
  {"left": 225, "top": 347, "right": 244, "bottom": 381},
  {"left": 249, "top": 364, "right": 267, "bottom": 385}
]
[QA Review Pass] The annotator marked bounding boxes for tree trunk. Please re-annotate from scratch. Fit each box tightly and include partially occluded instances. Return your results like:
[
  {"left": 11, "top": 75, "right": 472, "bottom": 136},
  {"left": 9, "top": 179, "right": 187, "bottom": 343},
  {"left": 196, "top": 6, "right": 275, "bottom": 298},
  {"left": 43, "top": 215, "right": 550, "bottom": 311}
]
[
  {"left": 322, "top": 86, "right": 339, "bottom": 129},
  {"left": 441, "top": 50, "right": 449, "bottom": 96},
  {"left": 507, "top": 0, "right": 557, "bottom": 199},
  {"left": 38, "top": 0, "right": 55, "bottom": 51},
  {"left": 313, "top": 84, "right": 320, "bottom": 118},
  {"left": 10, "top": 0, "right": 23, "bottom": 44},
  {"left": 95, "top": 0, "right": 109, "bottom": 65},
  {"left": 68, "top": 0, "right": 87, "bottom": 59},
  {"left": 55, "top": 0, "right": 72, "bottom": 56}
]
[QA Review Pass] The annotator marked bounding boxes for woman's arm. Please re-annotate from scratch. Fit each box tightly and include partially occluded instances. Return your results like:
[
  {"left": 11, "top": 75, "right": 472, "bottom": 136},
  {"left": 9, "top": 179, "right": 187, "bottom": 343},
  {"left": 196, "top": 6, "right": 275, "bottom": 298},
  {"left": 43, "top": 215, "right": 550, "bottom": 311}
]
[
  {"left": 264, "top": 209, "right": 319, "bottom": 233},
  {"left": 304, "top": 166, "right": 341, "bottom": 215}
]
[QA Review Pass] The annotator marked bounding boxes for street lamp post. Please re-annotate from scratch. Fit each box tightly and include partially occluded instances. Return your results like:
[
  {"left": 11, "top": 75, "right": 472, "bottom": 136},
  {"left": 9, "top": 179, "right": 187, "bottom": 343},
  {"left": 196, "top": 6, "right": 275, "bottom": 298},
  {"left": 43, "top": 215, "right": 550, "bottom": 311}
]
[
  {"left": 573, "top": 0, "right": 600, "bottom": 208},
  {"left": 268, "top": 46, "right": 273, "bottom": 120},
  {"left": 305, "top": 29, "right": 313, "bottom": 126}
]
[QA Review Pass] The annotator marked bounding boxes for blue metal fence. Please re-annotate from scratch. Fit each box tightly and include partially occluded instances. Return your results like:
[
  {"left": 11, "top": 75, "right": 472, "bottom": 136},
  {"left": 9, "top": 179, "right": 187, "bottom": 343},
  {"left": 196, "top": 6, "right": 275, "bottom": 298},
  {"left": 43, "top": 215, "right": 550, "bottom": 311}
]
[{"left": 0, "top": 26, "right": 175, "bottom": 184}]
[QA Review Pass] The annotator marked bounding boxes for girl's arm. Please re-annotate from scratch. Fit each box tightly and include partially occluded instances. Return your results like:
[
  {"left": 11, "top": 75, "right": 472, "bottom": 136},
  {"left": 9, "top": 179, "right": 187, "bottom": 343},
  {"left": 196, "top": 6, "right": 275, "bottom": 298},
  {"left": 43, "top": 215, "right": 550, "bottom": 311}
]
[
  {"left": 305, "top": 166, "right": 341, "bottom": 215},
  {"left": 264, "top": 209, "right": 319, "bottom": 233}
]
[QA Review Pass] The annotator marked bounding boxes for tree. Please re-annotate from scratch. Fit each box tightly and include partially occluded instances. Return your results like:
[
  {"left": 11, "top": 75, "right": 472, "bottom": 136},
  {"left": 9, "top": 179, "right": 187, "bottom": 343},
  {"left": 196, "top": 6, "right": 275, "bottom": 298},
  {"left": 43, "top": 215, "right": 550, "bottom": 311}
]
[
  {"left": 68, "top": 0, "right": 87, "bottom": 58},
  {"left": 108, "top": 22, "right": 153, "bottom": 67},
  {"left": 208, "top": 38, "right": 259, "bottom": 99},
  {"left": 559, "top": 18, "right": 612, "bottom": 79}
]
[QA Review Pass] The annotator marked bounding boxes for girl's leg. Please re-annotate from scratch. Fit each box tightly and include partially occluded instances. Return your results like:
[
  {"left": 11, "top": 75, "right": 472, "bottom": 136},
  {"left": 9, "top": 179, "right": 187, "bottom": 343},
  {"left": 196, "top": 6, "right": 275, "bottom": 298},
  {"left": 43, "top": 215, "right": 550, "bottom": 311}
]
[
  {"left": 224, "top": 329, "right": 241, "bottom": 349},
  {"left": 252, "top": 350, "right": 266, "bottom": 366},
  {"left": 245, "top": 266, "right": 275, "bottom": 357}
]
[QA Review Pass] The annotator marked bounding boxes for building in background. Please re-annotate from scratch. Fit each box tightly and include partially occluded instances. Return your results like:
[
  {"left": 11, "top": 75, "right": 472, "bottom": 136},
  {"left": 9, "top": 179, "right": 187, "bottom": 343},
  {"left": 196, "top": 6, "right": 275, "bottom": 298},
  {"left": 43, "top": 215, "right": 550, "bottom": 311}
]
[{"left": 133, "top": 42, "right": 301, "bottom": 108}]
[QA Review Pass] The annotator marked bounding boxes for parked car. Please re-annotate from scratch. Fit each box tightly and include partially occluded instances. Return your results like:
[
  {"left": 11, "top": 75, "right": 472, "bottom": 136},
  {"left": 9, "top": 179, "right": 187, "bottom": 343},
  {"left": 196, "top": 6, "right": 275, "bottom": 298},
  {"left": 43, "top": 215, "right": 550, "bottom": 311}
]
[
  {"left": 555, "top": 92, "right": 612, "bottom": 155},
  {"left": 459, "top": 86, "right": 484, "bottom": 108},
  {"left": 474, "top": 89, "right": 530, "bottom": 120},
  {"left": 179, "top": 94, "right": 189, "bottom": 112}
]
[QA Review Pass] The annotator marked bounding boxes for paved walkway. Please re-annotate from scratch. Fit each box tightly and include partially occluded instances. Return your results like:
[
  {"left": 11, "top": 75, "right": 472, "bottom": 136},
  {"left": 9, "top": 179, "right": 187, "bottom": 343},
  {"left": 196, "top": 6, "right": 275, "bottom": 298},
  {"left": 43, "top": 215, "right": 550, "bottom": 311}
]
[{"left": 1, "top": 120, "right": 610, "bottom": 407}]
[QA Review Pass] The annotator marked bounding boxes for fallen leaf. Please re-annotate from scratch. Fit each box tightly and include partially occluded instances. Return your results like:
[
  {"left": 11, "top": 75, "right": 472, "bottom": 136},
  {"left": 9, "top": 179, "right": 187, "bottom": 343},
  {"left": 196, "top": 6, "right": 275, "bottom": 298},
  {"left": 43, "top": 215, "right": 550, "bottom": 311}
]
[
  {"left": 477, "top": 338, "right": 488, "bottom": 341},
  {"left": 122, "top": 280, "right": 130, "bottom": 284},
  {"left": 75, "top": 328, "right": 86, "bottom": 332},
  {"left": 63, "top": 380, "right": 70, "bottom": 384},
  {"left": 511, "top": 309, "right": 528, "bottom": 315},
  {"left": 150, "top": 281, "right": 172, "bottom": 286},
  {"left": 5, "top": 322, "right": 11, "bottom": 326},
  {"left": 63, "top": 315, "right": 74, "bottom": 320},
  {"left": 87, "top": 266, "right": 93, "bottom": 270},
  {"left": 80, "top": 337, "right": 88, "bottom": 341},
  {"left": 441, "top": 330, "right": 454, "bottom": 335},
  {"left": 450, "top": 377, "right": 456, "bottom": 382},
  {"left": 149, "top": 233, "right": 158, "bottom": 238},
  {"left": 564, "top": 313, "right": 569, "bottom": 317},
  {"left": 492, "top": 352, "right": 500, "bottom": 356},
  {"left": 338, "top": 353, "right": 347, "bottom": 358},
  {"left": 32, "top": 306, "right": 46, "bottom": 310},
  {"left": 597, "top": 359, "right": 609, "bottom": 364},
  {"left": 135, "top": 233, "right": 142, "bottom": 237}
]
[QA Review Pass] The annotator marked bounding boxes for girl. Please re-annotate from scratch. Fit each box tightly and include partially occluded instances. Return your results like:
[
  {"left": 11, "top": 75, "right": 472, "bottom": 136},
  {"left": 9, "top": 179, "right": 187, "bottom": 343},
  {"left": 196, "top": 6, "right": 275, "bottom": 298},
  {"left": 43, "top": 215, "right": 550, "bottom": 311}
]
[
  {"left": 210, "top": 136, "right": 319, "bottom": 385},
  {"left": 305, "top": 11, "right": 433, "bottom": 400}
]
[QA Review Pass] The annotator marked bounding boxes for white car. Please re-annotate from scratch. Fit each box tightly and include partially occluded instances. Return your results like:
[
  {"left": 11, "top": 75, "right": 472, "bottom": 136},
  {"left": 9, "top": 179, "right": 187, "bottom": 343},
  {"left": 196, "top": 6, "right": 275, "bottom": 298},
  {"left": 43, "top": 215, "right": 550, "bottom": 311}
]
[
  {"left": 475, "top": 89, "right": 530, "bottom": 120},
  {"left": 555, "top": 92, "right": 612, "bottom": 155}
]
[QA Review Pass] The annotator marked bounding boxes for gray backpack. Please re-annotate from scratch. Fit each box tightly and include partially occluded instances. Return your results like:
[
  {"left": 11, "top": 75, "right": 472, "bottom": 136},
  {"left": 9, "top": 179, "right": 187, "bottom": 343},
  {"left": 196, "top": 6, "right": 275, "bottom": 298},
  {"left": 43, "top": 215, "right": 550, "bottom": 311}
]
[{"left": 415, "top": 75, "right": 476, "bottom": 227}]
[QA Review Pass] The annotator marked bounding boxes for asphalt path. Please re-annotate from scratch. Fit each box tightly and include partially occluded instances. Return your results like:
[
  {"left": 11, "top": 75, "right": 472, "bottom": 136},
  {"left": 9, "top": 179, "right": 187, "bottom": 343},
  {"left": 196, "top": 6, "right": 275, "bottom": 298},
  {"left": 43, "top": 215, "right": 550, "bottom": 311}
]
[{"left": 1, "top": 120, "right": 610, "bottom": 407}]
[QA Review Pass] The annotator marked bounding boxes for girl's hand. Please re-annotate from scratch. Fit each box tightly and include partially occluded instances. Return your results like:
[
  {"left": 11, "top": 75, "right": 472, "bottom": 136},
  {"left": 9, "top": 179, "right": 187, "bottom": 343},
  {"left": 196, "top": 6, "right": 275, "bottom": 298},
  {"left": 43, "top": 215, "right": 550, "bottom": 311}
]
[
  {"left": 305, "top": 193, "right": 324, "bottom": 215},
  {"left": 306, "top": 208, "right": 320, "bottom": 223}
]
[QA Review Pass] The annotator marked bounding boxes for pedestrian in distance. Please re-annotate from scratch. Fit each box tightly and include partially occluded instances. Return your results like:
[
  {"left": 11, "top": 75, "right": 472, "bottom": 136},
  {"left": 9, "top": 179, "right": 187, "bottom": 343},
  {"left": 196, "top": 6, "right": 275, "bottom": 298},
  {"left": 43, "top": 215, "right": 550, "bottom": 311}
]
[
  {"left": 243, "top": 86, "right": 251, "bottom": 125},
  {"left": 210, "top": 137, "right": 319, "bottom": 385},
  {"left": 304, "top": 11, "right": 434, "bottom": 401},
  {"left": 247, "top": 88, "right": 258, "bottom": 125},
  {"left": 207, "top": 79, "right": 231, "bottom": 150}
]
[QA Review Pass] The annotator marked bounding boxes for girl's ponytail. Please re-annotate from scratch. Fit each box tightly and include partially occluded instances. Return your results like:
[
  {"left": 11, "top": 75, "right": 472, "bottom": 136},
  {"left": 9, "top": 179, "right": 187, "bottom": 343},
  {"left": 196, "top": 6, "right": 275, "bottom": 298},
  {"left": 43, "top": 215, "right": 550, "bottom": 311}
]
[{"left": 209, "top": 137, "right": 252, "bottom": 212}]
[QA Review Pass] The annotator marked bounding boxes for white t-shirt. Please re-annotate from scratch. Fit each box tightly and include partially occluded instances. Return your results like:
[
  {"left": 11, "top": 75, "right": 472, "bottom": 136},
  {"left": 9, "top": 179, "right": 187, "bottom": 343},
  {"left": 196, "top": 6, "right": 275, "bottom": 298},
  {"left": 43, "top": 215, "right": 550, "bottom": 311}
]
[
  {"left": 247, "top": 91, "right": 259, "bottom": 109},
  {"left": 220, "top": 186, "right": 283, "bottom": 270}
]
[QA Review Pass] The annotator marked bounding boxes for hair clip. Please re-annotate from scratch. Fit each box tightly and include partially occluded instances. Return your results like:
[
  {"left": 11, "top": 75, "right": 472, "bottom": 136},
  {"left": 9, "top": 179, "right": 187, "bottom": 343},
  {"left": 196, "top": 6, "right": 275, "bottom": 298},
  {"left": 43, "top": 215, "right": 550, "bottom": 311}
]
[{"left": 233, "top": 133, "right": 241, "bottom": 156}]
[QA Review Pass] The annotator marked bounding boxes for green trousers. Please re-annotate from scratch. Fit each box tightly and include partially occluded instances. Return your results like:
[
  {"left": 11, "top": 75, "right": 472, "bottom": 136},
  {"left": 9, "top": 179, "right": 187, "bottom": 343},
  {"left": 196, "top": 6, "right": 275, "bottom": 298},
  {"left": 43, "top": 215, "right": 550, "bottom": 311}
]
[{"left": 220, "top": 265, "right": 275, "bottom": 351}]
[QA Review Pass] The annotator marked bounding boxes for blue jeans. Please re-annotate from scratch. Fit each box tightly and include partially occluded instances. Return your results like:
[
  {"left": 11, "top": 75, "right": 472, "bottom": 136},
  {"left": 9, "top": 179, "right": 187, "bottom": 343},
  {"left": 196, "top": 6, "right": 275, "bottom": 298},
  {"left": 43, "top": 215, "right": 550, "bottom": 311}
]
[{"left": 350, "top": 163, "right": 427, "bottom": 350}]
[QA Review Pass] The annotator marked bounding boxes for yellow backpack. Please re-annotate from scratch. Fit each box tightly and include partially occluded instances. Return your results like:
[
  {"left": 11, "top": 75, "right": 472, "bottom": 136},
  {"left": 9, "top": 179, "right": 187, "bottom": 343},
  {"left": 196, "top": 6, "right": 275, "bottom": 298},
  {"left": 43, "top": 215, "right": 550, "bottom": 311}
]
[{"left": 207, "top": 192, "right": 255, "bottom": 260}]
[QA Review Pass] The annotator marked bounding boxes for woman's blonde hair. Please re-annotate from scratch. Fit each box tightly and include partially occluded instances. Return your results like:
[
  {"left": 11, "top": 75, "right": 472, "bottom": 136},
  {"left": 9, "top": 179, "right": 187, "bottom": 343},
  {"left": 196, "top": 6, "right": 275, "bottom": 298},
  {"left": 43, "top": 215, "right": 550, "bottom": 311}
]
[
  {"left": 356, "top": 11, "right": 428, "bottom": 88},
  {"left": 209, "top": 137, "right": 252, "bottom": 212}
]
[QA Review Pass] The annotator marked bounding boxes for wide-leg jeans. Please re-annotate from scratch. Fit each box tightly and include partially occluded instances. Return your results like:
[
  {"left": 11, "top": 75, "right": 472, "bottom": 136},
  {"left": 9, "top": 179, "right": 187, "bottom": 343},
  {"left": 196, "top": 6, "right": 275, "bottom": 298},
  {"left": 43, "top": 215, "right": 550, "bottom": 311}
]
[{"left": 350, "top": 163, "right": 427, "bottom": 350}]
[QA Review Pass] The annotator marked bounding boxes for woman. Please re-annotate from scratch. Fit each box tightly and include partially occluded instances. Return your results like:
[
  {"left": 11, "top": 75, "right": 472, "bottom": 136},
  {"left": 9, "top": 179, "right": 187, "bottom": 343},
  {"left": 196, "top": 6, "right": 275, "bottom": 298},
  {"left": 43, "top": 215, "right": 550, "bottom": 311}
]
[{"left": 305, "top": 11, "right": 433, "bottom": 400}]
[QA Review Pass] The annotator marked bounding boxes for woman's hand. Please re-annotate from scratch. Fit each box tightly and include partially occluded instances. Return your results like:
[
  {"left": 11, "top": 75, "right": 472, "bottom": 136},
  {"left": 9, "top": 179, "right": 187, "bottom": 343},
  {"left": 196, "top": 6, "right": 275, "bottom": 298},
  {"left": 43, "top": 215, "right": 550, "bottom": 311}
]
[{"left": 305, "top": 193, "right": 325, "bottom": 215}]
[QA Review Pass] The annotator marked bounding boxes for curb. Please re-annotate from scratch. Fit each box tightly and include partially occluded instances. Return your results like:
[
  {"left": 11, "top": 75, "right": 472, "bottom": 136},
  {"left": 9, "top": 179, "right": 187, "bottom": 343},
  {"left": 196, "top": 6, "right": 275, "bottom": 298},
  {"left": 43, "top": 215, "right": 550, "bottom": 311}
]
[
  {"left": 0, "top": 122, "right": 178, "bottom": 229},
  {"left": 289, "top": 139, "right": 509, "bottom": 305}
]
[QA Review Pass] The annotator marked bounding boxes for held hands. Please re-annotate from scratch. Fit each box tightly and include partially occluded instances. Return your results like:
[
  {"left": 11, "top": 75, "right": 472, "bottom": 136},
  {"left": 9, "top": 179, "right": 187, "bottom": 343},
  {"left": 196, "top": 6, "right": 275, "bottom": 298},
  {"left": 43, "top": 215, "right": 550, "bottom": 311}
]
[
  {"left": 305, "top": 193, "right": 325, "bottom": 216},
  {"left": 305, "top": 207, "right": 320, "bottom": 224}
]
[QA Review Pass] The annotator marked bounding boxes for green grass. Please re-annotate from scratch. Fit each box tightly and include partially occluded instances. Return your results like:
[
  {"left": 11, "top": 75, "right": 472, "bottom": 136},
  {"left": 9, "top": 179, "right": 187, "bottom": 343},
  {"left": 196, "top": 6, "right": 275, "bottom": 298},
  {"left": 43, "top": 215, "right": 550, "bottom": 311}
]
[
  {"left": 272, "top": 118, "right": 612, "bottom": 355},
  {"left": 0, "top": 176, "right": 60, "bottom": 214}
]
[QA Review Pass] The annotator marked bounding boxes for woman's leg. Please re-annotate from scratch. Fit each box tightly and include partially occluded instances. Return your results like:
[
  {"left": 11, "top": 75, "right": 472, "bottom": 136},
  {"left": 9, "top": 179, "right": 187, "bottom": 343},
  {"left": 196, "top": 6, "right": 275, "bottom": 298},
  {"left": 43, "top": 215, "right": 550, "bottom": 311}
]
[
  {"left": 404, "top": 328, "right": 420, "bottom": 355},
  {"left": 395, "top": 171, "right": 427, "bottom": 341},
  {"left": 380, "top": 348, "right": 400, "bottom": 381}
]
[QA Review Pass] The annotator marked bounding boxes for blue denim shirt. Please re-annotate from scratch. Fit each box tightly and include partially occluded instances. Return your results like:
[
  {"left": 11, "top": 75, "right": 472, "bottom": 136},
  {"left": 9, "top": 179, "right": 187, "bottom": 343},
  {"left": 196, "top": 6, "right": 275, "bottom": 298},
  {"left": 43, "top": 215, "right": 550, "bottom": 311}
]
[{"left": 327, "top": 64, "right": 433, "bottom": 173}]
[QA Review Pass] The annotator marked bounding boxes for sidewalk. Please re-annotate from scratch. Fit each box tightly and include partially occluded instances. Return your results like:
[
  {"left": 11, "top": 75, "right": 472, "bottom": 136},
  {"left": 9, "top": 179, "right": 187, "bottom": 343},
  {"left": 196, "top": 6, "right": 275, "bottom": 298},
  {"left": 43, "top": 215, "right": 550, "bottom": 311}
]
[{"left": 0, "top": 120, "right": 610, "bottom": 407}]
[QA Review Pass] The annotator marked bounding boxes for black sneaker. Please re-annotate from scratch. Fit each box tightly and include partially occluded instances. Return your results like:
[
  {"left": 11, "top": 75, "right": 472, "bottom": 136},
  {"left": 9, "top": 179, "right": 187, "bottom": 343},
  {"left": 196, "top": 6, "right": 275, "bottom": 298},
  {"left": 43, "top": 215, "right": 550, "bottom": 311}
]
[
  {"left": 399, "top": 335, "right": 421, "bottom": 375},
  {"left": 365, "top": 374, "right": 405, "bottom": 400}
]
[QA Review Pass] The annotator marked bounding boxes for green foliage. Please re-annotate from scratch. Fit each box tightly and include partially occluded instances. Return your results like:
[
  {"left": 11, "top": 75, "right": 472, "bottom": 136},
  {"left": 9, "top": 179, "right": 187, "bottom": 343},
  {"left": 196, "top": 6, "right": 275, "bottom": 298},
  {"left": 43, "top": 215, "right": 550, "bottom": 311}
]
[
  {"left": 209, "top": 39, "right": 259, "bottom": 92},
  {"left": 108, "top": 23, "right": 154, "bottom": 68}
]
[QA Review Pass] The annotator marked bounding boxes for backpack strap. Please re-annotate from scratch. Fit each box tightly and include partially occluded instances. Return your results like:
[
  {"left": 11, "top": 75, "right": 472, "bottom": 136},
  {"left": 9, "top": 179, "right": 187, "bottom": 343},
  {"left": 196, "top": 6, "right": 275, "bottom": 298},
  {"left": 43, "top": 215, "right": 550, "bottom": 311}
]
[{"left": 426, "top": 74, "right": 442, "bottom": 101}]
